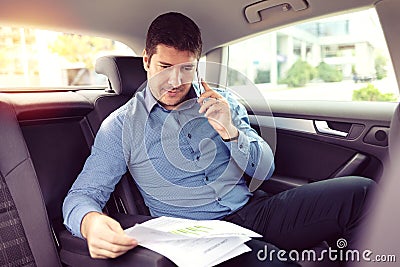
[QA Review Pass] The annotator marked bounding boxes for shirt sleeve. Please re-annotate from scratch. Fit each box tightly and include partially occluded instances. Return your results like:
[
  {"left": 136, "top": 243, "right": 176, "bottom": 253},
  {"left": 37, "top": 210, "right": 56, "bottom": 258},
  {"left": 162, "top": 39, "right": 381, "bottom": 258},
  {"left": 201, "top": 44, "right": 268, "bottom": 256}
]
[
  {"left": 220, "top": 91, "right": 275, "bottom": 181},
  {"left": 62, "top": 107, "right": 128, "bottom": 238}
]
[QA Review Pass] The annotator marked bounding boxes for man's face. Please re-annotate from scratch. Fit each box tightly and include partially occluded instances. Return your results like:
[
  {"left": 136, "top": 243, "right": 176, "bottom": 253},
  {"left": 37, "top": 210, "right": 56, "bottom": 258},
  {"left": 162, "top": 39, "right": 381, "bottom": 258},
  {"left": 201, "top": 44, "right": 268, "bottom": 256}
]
[{"left": 143, "top": 44, "right": 197, "bottom": 110}]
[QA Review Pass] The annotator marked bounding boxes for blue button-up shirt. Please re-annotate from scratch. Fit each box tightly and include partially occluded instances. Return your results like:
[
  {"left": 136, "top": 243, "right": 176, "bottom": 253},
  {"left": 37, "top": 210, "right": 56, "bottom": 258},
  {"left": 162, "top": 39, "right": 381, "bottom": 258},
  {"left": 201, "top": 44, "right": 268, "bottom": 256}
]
[{"left": 63, "top": 84, "right": 274, "bottom": 238}]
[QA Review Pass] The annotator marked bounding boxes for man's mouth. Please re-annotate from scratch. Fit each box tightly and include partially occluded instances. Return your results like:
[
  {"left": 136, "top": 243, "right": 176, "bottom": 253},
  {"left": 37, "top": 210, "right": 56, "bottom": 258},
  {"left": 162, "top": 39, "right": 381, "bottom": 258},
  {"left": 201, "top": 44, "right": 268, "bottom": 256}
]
[
  {"left": 167, "top": 91, "right": 177, "bottom": 96},
  {"left": 162, "top": 88, "right": 182, "bottom": 97}
]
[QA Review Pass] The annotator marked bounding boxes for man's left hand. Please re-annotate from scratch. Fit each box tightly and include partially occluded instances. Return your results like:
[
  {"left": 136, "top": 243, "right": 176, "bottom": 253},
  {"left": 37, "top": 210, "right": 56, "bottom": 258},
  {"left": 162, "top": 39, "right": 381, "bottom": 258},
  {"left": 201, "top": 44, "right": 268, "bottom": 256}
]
[{"left": 198, "top": 80, "right": 238, "bottom": 140}]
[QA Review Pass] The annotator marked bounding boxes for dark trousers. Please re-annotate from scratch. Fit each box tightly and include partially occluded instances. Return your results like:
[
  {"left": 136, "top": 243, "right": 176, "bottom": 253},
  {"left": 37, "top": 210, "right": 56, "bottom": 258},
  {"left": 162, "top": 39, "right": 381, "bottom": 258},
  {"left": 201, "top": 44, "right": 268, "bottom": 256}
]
[{"left": 220, "top": 176, "right": 376, "bottom": 267}]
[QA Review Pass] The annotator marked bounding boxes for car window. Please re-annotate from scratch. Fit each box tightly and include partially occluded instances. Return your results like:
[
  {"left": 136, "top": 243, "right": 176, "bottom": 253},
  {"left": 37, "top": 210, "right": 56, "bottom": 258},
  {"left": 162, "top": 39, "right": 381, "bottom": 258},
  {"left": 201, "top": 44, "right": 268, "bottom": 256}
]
[
  {"left": 226, "top": 8, "right": 399, "bottom": 102},
  {"left": 0, "top": 27, "right": 135, "bottom": 90}
]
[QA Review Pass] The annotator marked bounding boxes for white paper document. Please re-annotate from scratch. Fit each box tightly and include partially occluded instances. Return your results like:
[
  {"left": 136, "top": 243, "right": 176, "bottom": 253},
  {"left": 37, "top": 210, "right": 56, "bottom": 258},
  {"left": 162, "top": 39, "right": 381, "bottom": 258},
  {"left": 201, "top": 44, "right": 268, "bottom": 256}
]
[{"left": 124, "top": 216, "right": 262, "bottom": 267}]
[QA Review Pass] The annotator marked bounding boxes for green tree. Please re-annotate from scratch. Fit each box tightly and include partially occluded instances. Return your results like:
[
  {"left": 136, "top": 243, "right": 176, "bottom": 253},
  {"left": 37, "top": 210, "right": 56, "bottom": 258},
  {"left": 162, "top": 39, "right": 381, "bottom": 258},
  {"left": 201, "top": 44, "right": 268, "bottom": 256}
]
[
  {"left": 0, "top": 49, "right": 6, "bottom": 70},
  {"left": 375, "top": 54, "right": 387, "bottom": 80},
  {"left": 316, "top": 62, "right": 342, "bottom": 82},
  {"left": 352, "top": 83, "right": 396, "bottom": 102},
  {"left": 281, "top": 59, "right": 316, "bottom": 87},
  {"left": 49, "top": 34, "right": 114, "bottom": 69},
  {"left": 227, "top": 68, "right": 248, "bottom": 86},
  {"left": 0, "top": 48, "right": 12, "bottom": 74},
  {"left": 254, "top": 69, "right": 270, "bottom": 84}
]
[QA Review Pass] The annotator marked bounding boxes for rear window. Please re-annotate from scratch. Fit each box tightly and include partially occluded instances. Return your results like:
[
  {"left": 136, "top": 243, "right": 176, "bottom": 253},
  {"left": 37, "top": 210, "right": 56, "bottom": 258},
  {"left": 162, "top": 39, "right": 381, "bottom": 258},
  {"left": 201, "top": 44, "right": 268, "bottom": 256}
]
[{"left": 0, "top": 27, "right": 135, "bottom": 90}]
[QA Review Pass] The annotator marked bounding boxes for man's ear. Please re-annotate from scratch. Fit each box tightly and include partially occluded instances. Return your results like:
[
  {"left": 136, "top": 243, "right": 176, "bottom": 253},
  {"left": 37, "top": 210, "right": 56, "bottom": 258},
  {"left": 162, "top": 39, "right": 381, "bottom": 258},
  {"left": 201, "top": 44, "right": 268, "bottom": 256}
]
[{"left": 142, "top": 49, "right": 149, "bottom": 71}]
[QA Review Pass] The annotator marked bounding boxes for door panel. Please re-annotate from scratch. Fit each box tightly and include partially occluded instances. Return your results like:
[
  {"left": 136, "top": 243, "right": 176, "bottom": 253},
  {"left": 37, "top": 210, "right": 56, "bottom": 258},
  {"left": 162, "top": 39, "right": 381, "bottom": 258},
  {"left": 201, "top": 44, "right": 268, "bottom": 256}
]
[{"left": 245, "top": 99, "right": 396, "bottom": 194}]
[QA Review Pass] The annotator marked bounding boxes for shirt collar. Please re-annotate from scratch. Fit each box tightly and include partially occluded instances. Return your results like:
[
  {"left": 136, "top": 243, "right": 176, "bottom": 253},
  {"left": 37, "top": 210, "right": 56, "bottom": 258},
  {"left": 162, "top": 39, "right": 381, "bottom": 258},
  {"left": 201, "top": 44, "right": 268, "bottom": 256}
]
[{"left": 143, "top": 82, "right": 202, "bottom": 113}]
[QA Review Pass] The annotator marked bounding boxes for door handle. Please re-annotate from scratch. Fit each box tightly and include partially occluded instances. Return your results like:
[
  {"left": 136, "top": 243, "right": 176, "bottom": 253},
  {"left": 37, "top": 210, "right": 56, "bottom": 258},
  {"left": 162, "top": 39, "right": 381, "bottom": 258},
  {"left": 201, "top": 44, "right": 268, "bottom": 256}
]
[
  {"left": 245, "top": 0, "right": 309, "bottom": 23},
  {"left": 314, "top": 120, "right": 348, "bottom": 137}
]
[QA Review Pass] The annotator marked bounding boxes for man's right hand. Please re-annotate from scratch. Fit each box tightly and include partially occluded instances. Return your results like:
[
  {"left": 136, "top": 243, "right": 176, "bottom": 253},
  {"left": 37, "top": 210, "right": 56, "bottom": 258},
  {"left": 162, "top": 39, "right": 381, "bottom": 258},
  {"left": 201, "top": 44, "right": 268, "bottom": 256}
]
[{"left": 81, "top": 212, "right": 138, "bottom": 259}]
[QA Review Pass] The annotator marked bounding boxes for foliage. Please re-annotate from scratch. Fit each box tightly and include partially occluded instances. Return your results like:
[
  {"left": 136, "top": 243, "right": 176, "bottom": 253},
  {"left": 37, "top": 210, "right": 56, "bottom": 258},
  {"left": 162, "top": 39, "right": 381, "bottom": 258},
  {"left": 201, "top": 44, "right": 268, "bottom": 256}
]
[
  {"left": 227, "top": 68, "right": 248, "bottom": 86},
  {"left": 375, "top": 54, "right": 387, "bottom": 80},
  {"left": 281, "top": 59, "right": 316, "bottom": 87},
  {"left": 352, "top": 83, "right": 397, "bottom": 102},
  {"left": 49, "top": 34, "right": 114, "bottom": 69},
  {"left": 0, "top": 48, "right": 13, "bottom": 73},
  {"left": 0, "top": 50, "right": 7, "bottom": 70},
  {"left": 254, "top": 69, "right": 270, "bottom": 84},
  {"left": 316, "top": 62, "right": 343, "bottom": 82},
  {"left": 351, "top": 64, "right": 356, "bottom": 75}
]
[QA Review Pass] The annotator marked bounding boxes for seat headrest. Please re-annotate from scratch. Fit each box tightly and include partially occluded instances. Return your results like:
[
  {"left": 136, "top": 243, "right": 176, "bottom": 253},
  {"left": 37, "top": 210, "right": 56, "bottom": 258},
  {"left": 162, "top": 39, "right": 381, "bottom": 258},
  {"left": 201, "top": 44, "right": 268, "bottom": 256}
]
[{"left": 95, "top": 56, "right": 147, "bottom": 96}]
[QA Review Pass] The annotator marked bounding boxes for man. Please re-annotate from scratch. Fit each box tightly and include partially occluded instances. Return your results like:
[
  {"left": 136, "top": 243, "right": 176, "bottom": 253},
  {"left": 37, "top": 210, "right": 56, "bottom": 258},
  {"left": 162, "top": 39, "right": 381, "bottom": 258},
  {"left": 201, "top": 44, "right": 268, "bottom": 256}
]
[{"left": 63, "top": 12, "right": 375, "bottom": 265}]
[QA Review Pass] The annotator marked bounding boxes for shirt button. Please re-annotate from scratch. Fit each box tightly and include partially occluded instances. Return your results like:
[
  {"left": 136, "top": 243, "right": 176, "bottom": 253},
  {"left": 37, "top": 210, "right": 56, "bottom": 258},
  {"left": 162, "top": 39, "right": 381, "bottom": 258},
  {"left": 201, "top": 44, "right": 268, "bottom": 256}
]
[
  {"left": 205, "top": 176, "right": 209, "bottom": 181},
  {"left": 239, "top": 144, "right": 243, "bottom": 149},
  {"left": 188, "top": 133, "right": 192, "bottom": 139},
  {"left": 196, "top": 155, "right": 200, "bottom": 161},
  {"left": 216, "top": 197, "right": 221, "bottom": 201}
]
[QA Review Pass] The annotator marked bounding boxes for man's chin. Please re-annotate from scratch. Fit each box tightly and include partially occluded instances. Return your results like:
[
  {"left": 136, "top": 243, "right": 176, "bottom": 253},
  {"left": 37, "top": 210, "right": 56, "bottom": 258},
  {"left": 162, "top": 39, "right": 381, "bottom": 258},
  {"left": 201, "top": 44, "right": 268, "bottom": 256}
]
[{"left": 158, "top": 98, "right": 183, "bottom": 109}]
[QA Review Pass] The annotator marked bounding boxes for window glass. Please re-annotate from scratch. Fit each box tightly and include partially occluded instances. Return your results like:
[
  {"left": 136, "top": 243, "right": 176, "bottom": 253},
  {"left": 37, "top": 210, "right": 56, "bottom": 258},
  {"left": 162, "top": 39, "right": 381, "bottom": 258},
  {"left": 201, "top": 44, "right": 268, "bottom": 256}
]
[
  {"left": 0, "top": 27, "right": 135, "bottom": 89},
  {"left": 226, "top": 8, "right": 398, "bottom": 102}
]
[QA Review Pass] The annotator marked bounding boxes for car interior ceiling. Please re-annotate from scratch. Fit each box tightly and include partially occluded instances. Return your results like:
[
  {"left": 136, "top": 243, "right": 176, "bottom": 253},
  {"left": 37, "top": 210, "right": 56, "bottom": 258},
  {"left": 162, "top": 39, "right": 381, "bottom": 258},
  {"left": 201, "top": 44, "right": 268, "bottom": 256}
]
[{"left": 0, "top": 0, "right": 378, "bottom": 56}]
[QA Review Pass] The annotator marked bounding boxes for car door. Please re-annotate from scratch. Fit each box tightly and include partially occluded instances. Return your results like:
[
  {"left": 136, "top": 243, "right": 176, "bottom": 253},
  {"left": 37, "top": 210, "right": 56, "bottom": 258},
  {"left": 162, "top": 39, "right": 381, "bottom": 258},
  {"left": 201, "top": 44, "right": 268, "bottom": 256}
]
[
  {"left": 207, "top": 4, "right": 399, "bottom": 195},
  {"left": 250, "top": 99, "right": 395, "bottom": 195}
]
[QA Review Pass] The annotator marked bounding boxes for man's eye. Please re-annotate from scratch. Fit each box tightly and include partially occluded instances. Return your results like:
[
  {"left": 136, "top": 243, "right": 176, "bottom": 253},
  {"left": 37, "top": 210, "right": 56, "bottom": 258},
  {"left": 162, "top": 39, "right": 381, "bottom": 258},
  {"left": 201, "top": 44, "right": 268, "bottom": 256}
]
[
  {"left": 160, "top": 65, "right": 169, "bottom": 69},
  {"left": 183, "top": 65, "right": 194, "bottom": 71}
]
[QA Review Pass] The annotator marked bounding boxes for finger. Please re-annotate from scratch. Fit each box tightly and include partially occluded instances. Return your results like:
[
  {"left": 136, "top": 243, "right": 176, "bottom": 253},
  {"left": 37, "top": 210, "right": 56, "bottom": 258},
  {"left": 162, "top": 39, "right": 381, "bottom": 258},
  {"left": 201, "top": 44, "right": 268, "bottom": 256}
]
[
  {"left": 198, "top": 91, "right": 222, "bottom": 102},
  {"left": 198, "top": 98, "right": 219, "bottom": 113},
  {"left": 198, "top": 80, "right": 223, "bottom": 101},
  {"left": 201, "top": 79, "right": 212, "bottom": 92},
  {"left": 106, "top": 218, "right": 126, "bottom": 235},
  {"left": 89, "top": 246, "right": 131, "bottom": 259},
  {"left": 100, "top": 223, "right": 137, "bottom": 246},
  {"left": 204, "top": 103, "right": 223, "bottom": 118},
  {"left": 100, "top": 230, "right": 137, "bottom": 247},
  {"left": 106, "top": 217, "right": 137, "bottom": 244},
  {"left": 92, "top": 238, "right": 137, "bottom": 254},
  {"left": 88, "top": 235, "right": 137, "bottom": 260}
]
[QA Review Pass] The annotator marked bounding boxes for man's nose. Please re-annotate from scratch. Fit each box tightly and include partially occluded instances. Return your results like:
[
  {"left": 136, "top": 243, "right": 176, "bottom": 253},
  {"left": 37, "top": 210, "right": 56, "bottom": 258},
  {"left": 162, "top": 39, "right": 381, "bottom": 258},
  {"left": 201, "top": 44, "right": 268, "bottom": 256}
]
[{"left": 168, "top": 67, "right": 182, "bottom": 88}]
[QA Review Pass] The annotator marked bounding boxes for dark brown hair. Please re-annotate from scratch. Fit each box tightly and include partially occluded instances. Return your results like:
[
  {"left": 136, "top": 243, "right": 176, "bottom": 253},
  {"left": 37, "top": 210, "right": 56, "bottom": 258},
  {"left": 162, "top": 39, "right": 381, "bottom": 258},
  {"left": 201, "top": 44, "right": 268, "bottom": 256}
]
[{"left": 145, "top": 12, "right": 202, "bottom": 61}]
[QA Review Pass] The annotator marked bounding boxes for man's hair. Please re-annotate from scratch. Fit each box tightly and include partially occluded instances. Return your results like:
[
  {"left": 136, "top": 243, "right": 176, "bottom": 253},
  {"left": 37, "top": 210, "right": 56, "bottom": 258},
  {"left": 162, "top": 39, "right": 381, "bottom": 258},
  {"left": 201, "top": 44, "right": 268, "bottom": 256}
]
[{"left": 145, "top": 12, "right": 202, "bottom": 61}]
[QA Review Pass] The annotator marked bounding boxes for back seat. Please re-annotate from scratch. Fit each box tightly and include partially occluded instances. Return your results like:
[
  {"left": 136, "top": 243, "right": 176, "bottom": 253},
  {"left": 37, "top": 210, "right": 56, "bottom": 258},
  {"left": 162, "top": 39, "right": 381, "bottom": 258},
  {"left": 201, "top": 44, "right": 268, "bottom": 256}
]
[
  {"left": 0, "top": 96, "right": 62, "bottom": 266},
  {"left": 88, "top": 55, "right": 150, "bottom": 216},
  {"left": 2, "top": 56, "right": 173, "bottom": 266}
]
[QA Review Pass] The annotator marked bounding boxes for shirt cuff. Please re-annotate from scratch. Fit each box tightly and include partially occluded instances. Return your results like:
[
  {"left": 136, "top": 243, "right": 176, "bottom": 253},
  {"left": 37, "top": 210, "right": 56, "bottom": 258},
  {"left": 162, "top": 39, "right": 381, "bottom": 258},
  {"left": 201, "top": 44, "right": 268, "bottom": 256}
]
[
  {"left": 64, "top": 205, "right": 102, "bottom": 239},
  {"left": 223, "top": 130, "right": 251, "bottom": 167}
]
